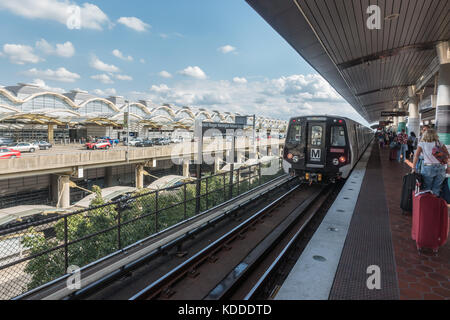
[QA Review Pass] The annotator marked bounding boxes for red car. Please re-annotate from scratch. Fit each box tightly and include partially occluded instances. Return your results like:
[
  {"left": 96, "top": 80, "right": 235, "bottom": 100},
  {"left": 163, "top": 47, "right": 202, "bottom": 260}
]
[
  {"left": 0, "top": 148, "right": 21, "bottom": 159},
  {"left": 85, "top": 140, "right": 112, "bottom": 150}
]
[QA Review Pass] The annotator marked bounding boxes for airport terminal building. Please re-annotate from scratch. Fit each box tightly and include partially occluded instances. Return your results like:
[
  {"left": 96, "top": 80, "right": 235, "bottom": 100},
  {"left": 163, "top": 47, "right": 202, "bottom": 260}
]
[{"left": 0, "top": 83, "right": 287, "bottom": 143}]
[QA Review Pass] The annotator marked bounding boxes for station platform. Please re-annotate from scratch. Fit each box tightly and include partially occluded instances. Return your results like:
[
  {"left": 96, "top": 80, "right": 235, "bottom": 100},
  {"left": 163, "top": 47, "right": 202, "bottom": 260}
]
[{"left": 276, "top": 142, "right": 450, "bottom": 300}]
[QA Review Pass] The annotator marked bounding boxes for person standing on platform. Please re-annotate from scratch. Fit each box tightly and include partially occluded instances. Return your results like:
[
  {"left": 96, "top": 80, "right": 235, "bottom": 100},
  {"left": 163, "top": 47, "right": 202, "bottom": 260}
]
[
  {"left": 416, "top": 126, "right": 430, "bottom": 173},
  {"left": 407, "top": 132, "right": 418, "bottom": 160},
  {"left": 397, "top": 129, "right": 408, "bottom": 163},
  {"left": 412, "top": 129, "right": 448, "bottom": 196}
]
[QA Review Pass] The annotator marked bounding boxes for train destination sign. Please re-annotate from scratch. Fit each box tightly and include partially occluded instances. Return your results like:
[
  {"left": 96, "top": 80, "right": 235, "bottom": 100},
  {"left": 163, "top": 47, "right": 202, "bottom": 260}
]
[{"left": 381, "top": 111, "right": 407, "bottom": 117}]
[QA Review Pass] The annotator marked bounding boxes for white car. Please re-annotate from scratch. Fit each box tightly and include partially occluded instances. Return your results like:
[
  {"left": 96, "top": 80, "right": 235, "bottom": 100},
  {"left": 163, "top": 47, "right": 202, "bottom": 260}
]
[
  {"left": 125, "top": 138, "right": 142, "bottom": 146},
  {"left": 10, "top": 142, "right": 39, "bottom": 153}
]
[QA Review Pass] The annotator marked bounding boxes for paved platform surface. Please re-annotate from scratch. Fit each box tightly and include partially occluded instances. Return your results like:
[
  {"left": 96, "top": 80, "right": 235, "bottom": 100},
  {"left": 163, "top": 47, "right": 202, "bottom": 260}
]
[
  {"left": 380, "top": 147, "right": 450, "bottom": 300},
  {"left": 329, "top": 145, "right": 399, "bottom": 300},
  {"left": 330, "top": 145, "right": 449, "bottom": 300}
]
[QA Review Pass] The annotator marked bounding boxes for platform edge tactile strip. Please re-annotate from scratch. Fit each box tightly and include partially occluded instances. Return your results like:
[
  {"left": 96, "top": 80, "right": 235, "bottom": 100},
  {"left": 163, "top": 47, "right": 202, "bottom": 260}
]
[
  {"left": 329, "top": 145, "right": 400, "bottom": 300},
  {"left": 275, "top": 145, "right": 373, "bottom": 300}
]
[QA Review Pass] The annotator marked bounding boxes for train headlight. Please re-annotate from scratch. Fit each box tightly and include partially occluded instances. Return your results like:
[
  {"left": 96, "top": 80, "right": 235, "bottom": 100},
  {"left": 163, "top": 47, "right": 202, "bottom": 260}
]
[
  {"left": 333, "top": 158, "right": 339, "bottom": 166},
  {"left": 292, "top": 156, "right": 299, "bottom": 163},
  {"left": 339, "top": 156, "right": 347, "bottom": 164}
]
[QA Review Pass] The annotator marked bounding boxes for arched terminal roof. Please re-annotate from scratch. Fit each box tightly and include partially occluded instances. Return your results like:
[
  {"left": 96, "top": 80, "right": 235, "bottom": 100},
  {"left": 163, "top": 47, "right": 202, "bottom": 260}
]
[{"left": 0, "top": 83, "right": 287, "bottom": 130}]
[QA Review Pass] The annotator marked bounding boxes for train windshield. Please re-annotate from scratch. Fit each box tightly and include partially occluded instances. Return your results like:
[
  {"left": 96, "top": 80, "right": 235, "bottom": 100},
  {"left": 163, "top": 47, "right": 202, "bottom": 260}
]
[
  {"left": 331, "top": 126, "right": 346, "bottom": 147},
  {"left": 287, "top": 124, "right": 302, "bottom": 143},
  {"left": 310, "top": 126, "right": 323, "bottom": 146}
]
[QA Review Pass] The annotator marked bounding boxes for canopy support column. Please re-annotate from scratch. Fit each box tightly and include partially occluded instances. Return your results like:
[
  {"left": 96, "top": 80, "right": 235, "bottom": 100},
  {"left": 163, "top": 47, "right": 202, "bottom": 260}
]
[
  {"left": 436, "top": 41, "right": 450, "bottom": 147},
  {"left": 407, "top": 86, "right": 420, "bottom": 136}
]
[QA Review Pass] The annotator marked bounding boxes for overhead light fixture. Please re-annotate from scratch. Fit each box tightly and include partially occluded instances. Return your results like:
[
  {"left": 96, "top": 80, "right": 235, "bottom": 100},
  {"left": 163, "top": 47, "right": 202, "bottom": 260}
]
[{"left": 385, "top": 13, "right": 400, "bottom": 21}]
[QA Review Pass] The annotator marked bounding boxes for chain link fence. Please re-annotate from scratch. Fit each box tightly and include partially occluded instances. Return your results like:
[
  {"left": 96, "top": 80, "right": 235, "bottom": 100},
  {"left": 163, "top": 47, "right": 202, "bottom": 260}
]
[{"left": 0, "top": 159, "right": 283, "bottom": 299}]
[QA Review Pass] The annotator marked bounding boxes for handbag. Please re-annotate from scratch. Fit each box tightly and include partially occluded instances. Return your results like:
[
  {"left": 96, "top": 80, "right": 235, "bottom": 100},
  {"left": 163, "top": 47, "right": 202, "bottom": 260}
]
[{"left": 432, "top": 142, "right": 449, "bottom": 165}]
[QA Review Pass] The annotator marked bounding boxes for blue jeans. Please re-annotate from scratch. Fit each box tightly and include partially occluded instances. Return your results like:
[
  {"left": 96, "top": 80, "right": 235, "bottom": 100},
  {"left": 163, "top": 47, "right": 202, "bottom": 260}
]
[
  {"left": 422, "top": 164, "right": 446, "bottom": 196},
  {"left": 398, "top": 144, "right": 407, "bottom": 163}
]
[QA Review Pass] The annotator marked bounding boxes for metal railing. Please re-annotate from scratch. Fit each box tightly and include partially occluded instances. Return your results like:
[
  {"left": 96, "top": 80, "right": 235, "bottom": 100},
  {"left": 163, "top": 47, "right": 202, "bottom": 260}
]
[{"left": 0, "top": 159, "right": 283, "bottom": 300}]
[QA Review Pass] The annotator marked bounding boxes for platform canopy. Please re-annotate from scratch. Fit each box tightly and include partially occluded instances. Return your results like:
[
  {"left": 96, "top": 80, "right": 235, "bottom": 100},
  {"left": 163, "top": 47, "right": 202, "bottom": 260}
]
[{"left": 246, "top": 0, "right": 449, "bottom": 124}]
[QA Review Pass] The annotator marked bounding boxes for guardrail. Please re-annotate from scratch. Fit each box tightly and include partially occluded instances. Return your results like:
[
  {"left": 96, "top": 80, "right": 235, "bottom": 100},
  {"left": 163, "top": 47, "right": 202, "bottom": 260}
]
[{"left": 0, "top": 159, "right": 283, "bottom": 300}]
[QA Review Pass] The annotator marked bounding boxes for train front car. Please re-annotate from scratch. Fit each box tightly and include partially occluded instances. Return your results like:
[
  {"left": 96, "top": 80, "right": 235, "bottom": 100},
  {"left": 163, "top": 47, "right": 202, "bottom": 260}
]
[{"left": 283, "top": 116, "right": 353, "bottom": 184}]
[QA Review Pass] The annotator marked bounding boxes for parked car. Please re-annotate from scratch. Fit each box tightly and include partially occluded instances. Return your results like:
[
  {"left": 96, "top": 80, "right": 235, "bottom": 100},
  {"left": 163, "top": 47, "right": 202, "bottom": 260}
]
[
  {"left": 0, "top": 148, "right": 21, "bottom": 159},
  {"left": 124, "top": 138, "right": 142, "bottom": 146},
  {"left": 154, "top": 138, "right": 171, "bottom": 146},
  {"left": 10, "top": 142, "right": 38, "bottom": 153},
  {"left": 33, "top": 141, "right": 53, "bottom": 150},
  {"left": 135, "top": 139, "right": 155, "bottom": 148},
  {"left": 0, "top": 138, "right": 15, "bottom": 147},
  {"left": 100, "top": 137, "right": 120, "bottom": 145},
  {"left": 85, "top": 140, "right": 111, "bottom": 150}
]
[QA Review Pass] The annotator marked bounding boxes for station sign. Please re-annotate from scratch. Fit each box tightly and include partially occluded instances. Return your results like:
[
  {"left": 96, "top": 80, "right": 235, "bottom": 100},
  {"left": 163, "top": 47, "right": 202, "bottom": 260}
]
[
  {"left": 419, "top": 95, "right": 436, "bottom": 113},
  {"left": 381, "top": 111, "right": 407, "bottom": 117},
  {"left": 200, "top": 121, "right": 245, "bottom": 134}
]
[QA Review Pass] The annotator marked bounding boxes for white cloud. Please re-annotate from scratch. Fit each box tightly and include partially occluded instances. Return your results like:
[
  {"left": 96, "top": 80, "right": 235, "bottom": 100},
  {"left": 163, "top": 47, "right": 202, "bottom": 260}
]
[
  {"left": 1, "top": 44, "right": 41, "bottom": 64},
  {"left": 112, "top": 49, "right": 133, "bottom": 61},
  {"left": 24, "top": 67, "right": 80, "bottom": 83},
  {"left": 117, "top": 17, "right": 150, "bottom": 32},
  {"left": 91, "top": 74, "right": 114, "bottom": 84},
  {"left": 178, "top": 66, "right": 207, "bottom": 80},
  {"left": 218, "top": 45, "right": 236, "bottom": 54},
  {"left": 158, "top": 71, "right": 172, "bottom": 78},
  {"left": 233, "top": 77, "right": 247, "bottom": 84},
  {"left": 150, "top": 84, "right": 170, "bottom": 93},
  {"left": 0, "top": 0, "right": 111, "bottom": 30},
  {"left": 115, "top": 74, "right": 133, "bottom": 81},
  {"left": 30, "top": 79, "right": 65, "bottom": 93},
  {"left": 133, "top": 73, "right": 368, "bottom": 125},
  {"left": 90, "top": 56, "right": 119, "bottom": 73},
  {"left": 36, "top": 39, "right": 75, "bottom": 58},
  {"left": 93, "top": 88, "right": 117, "bottom": 96},
  {"left": 140, "top": 58, "right": 146, "bottom": 64}
]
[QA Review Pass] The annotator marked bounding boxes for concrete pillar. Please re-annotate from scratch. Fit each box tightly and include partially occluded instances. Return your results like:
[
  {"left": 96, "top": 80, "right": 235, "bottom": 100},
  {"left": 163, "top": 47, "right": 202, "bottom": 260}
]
[
  {"left": 56, "top": 175, "right": 70, "bottom": 209},
  {"left": 48, "top": 124, "right": 54, "bottom": 144},
  {"left": 105, "top": 167, "right": 113, "bottom": 187},
  {"left": 393, "top": 108, "right": 398, "bottom": 132},
  {"left": 436, "top": 41, "right": 450, "bottom": 147},
  {"left": 135, "top": 164, "right": 144, "bottom": 189},
  {"left": 407, "top": 86, "right": 420, "bottom": 136},
  {"left": 183, "top": 159, "right": 190, "bottom": 177},
  {"left": 397, "top": 101, "right": 406, "bottom": 133}
]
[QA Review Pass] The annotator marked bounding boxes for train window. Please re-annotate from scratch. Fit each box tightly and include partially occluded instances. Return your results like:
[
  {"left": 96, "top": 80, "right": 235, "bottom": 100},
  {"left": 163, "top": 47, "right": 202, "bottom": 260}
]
[
  {"left": 331, "top": 126, "right": 346, "bottom": 147},
  {"left": 287, "top": 125, "right": 302, "bottom": 143},
  {"left": 311, "top": 126, "right": 323, "bottom": 146}
]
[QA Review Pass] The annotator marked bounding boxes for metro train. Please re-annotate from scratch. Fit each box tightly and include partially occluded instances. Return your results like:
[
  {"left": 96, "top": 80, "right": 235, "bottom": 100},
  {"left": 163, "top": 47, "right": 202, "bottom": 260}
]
[{"left": 283, "top": 115, "right": 373, "bottom": 183}]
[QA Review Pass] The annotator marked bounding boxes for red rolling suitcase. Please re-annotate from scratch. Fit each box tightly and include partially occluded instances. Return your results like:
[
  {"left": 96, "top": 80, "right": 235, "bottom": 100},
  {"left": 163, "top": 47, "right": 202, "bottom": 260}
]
[{"left": 412, "top": 191, "right": 449, "bottom": 253}]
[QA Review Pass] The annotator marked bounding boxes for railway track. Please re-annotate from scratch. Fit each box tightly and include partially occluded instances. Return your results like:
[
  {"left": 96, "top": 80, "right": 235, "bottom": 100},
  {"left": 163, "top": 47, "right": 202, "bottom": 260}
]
[{"left": 130, "top": 182, "right": 341, "bottom": 300}]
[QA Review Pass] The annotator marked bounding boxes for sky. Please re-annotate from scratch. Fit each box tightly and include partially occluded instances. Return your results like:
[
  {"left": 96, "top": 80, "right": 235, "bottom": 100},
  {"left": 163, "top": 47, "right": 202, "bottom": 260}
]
[{"left": 0, "top": 0, "right": 368, "bottom": 125}]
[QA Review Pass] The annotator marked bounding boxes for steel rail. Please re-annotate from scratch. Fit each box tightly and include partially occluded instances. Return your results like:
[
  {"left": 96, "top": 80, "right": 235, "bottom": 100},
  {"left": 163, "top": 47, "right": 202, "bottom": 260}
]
[
  {"left": 129, "top": 183, "right": 303, "bottom": 300},
  {"left": 205, "top": 185, "right": 333, "bottom": 300}
]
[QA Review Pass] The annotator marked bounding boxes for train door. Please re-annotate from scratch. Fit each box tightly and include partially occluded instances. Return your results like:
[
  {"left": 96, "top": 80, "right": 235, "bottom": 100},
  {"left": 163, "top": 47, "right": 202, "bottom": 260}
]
[{"left": 306, "top": 122, "right": 326, "bottom": 168}]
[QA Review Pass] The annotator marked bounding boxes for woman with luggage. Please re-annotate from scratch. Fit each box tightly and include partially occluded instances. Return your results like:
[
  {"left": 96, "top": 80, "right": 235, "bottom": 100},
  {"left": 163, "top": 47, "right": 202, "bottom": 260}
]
[{"left": 412, "top": 129, "right": 448, "bottom": 196}]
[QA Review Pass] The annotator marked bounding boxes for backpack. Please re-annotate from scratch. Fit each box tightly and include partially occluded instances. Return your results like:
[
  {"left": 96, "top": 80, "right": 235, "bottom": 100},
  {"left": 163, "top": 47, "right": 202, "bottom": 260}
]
[{"left": 432, "top": 142, "right": 449, "bottom": 165}]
